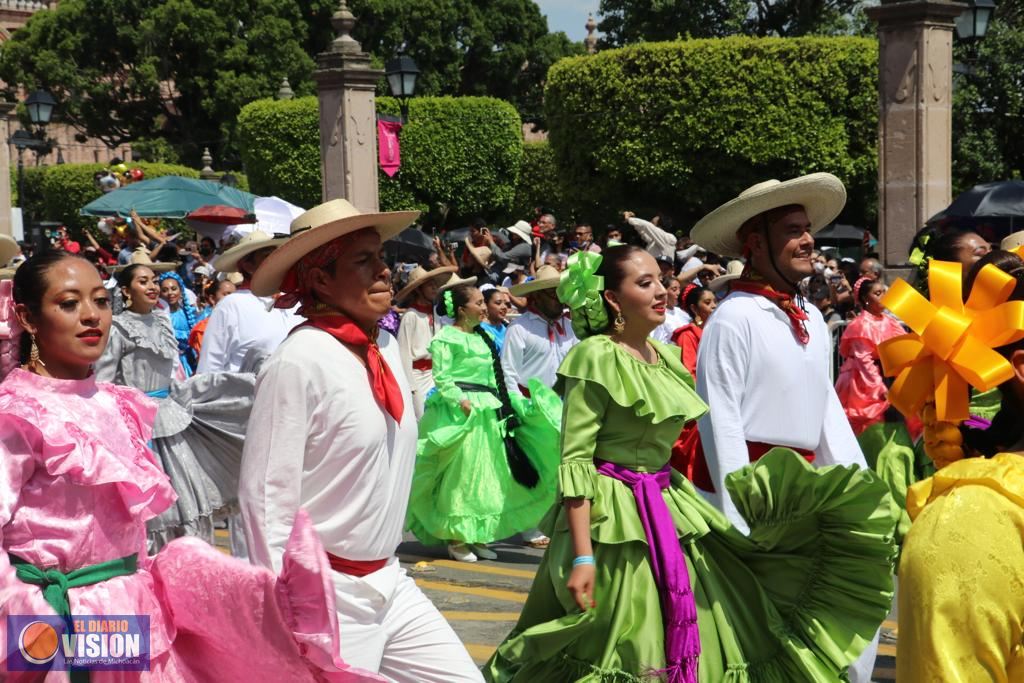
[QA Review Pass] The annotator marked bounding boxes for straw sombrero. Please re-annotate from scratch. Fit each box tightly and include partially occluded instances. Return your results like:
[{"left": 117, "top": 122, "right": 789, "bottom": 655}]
[
  {"left": 251, "top": 199, "right": 419, "bottom": 296},
  {"left": 213, "top": 230, "right": 288, "bottom": 273},
  {"left": 0, "top": 234, "right": 17, "bottom": 267},
  {"left": 691, "top": 173, "right": 847, "bottom": 258},
  {"left": 707, "top": 260, "right": 745, "bottom": 293},
  {"left": 437, "top": 272, "right": 477, "bottom": 296},
  {"left": 1001, "top": 231, "right": 1024, "bottom": 253},
  {"left": 395, "top": 265, "right": 457, "bottom": 304},
  {"left": 508, "top": 264, "right": 561, "bottom": 297},
  {"left": 0, "top": 267, "right": 17, "bottom": 280},
  {"left": 109, "top": 247, "right": 178, "bottom": 273},
  {"left": 466, "top": 243, "right": 495, "bottom": 271}
]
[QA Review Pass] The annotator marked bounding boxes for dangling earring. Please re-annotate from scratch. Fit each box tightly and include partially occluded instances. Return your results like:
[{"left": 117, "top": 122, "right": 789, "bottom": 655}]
[
  {"left": 29, "top": 334, "right": 45, "bottom": 372},
  {"left": 124, "top": 294, "right": 133, "bottom": 310},
  {"left": 613, "top": 312, "right": 625, "bottom": 334}
]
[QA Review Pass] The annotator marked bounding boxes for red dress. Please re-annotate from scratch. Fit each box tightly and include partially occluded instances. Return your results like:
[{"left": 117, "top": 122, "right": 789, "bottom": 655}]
[
  {"left": 834, "top": 311, "right": 906, "bottom": 435},
  {"left": 668, "top": 324, "right": 706, "bottom": 484}
]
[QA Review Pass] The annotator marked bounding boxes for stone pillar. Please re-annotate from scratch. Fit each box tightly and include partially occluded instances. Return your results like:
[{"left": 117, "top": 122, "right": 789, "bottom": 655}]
[
  {"left": 584, "top": 14, "right": 598, "bottom": 55},
  {"left": 313, "top": 1, "right": 383, "bottom": 212},
  {"left": 0, "top": 101, "right": 14, "bottom": 238},
  {"left": 866, "top": 0, "right": 965, "bottom": 269},
  {"left": 199, "top": 147, "right": 217, "bottom": 180}
]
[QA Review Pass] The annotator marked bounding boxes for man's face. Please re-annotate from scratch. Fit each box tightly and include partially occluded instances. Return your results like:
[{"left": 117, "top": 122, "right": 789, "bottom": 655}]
[
  {"left": 537, "top": 215, "right": 556, "bottom": 234},
  {"left": 607, "top": 229, "right": 622, "bottom": 243},
  {"left": 748, "top": 207, "right": 815, "bottom": 282},
  {"left": 574, "top": 225, "right": 592, "bottom": 245}
]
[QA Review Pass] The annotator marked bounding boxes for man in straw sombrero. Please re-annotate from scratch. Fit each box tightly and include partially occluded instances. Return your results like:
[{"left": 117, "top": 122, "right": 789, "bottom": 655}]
[
  {"left": 690, "top": 173, "right": 876, "bottom": 682},
  {"left": 395, "top": 263, "right": 457, "bottom": 419},
  {"left": 503, "top": 264, "right": 577, "bottom": 400},
  {"left": 196, "top": 229, "right": 300, "bottom": 374},
  {"left": 239, "top": 199, "right": 483, "bottom": 683}
]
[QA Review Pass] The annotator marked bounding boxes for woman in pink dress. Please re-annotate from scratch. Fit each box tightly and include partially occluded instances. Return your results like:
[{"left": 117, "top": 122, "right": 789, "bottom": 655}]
[
  {"left": 834, "top": 276, "right": 906, "bottom": 435},
  {"left": 0, "top": 251, "right": 380, "bottom": 682}
]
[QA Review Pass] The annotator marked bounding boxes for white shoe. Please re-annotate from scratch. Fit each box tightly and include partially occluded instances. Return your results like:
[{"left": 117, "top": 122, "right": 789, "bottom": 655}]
[
  {"left": 472, "top": 544, "right": 498, "bottom": 560},
  {"left": 448, "top": 542, "right": 478, "bottom": 562}
]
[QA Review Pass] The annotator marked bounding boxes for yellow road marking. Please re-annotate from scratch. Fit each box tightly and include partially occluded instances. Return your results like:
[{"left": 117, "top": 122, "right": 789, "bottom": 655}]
[
  {"left": 442, "top": 611, "right": 520, "bottom": 622},
  {"left": 405, "top": 557, "right": 537, "bottom": 579},
  {"left": 882, "top": 619, "right": 897, "bottom": 630},
  {"left": 878, "top": 642, "right": 897, "bottom": 657},
  {"left": 415, "top": 579, "right": 527, "bottom": 603},
  {"left": 464, "top": 643, "right": 496, "bottom": 663}
]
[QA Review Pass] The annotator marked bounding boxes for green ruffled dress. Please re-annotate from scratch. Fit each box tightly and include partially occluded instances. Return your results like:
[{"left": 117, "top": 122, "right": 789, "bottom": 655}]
[
  {"left": 406, "top": 324, "right": 562, "bottom": 545},
  {"left": 484, "top": 335, "right": 898, "bottom": 682}
]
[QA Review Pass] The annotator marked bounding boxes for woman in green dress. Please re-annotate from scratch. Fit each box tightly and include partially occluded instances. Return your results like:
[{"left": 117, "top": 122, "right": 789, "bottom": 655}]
[
  {"left": 484, "top": 247, "right": 898, "bottom": 682},
  {"left": 406, "top": 284, "right": 561, "bottom": 563}
]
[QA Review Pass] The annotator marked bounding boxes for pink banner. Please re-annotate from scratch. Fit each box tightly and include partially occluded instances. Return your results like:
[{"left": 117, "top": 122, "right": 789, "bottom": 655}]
[{"left": 378, "top": 119, "right": 403, "bottom": 177}]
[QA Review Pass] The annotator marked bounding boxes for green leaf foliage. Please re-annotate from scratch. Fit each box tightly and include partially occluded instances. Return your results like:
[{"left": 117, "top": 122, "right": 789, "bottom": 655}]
[
  {"left": 15, "top": 162, "right": 200, "bottom": 231},
  {"left": 237, "top": 95, "right": 523, "bottom": 226},
  {"left": 508, "top": 141, "right": 576, "bottom": 225},
  {"left": 544, "top": 36, "right": 879, "bottom": 230}
]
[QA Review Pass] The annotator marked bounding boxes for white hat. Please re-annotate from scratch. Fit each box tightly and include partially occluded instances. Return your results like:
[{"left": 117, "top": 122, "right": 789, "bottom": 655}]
[
  {"left": 0, "top": 235, "right": 17, "bottom": 267},
  {"left": 1001, "top": 231, "right": 1024, "bottom": 253},
  {"left": 213, "top": 230, "right": 288, "bottom": 273},
  {"left": 508, "top": 265, "right": 561, "bottom": 297},
  {"left": 251, "top": 199, "right": 419, "bottom": 296},
  {"left": 436, "top": 272, "right": 477, "bottom": 296},
  {"left": 108, "top": 247, "right": 178, "bottom": 274},
  {"left": 707, "top": 260, "right": 745, "bottom": 293},
  {"left": 691, "top": 173, "right": 847, "bottom": 258},
  {"left": 506, "top": 220, "right": 533, "bottom": 243},
  {"left": 395, "top": 265, "right": 457, "bottom": 303}
]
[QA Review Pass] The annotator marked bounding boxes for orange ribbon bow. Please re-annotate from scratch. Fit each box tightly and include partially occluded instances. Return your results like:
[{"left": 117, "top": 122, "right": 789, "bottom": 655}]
[{"left": 878, "top": 260, "right": 1024, "bottom": 423}]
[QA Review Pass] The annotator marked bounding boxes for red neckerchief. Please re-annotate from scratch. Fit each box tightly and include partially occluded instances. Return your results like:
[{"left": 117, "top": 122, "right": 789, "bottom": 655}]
[
  {"left": 410, "top": 302, "right": 435, "bottom": 334},
  {"left": 527, "top": 305, "right": 564, "bottom": 342},
  {"left": 730, "top": 278, "right": 809, "bottom": 345},
  {"left": 302, "top": 314, "right": 404, "bottom": 422}
]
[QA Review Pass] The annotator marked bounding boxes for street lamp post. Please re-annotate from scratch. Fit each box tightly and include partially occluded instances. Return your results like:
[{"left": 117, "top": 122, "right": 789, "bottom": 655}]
[
  {"left": 8, "top": 89, "right": 56, "bottom": 252},
  {"left": 954, "top": 0, "right": 996, "bottom": 41},
  {"left": 384, "top": 54, "right": 419, "bottom": 123}
]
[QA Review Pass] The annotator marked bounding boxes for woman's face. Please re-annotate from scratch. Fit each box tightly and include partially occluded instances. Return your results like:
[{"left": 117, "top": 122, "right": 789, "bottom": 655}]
[
  {"left": 665, "top": 279, "right": 681, "bottom": 308},
  {"left": 956, "top": 232, "right": 992, "bottom": 270},
  {"left": 693, "top": 290, "right": 717, "bottom": 322},
  {"left": 211, "top": 281, "right": 236, "bottom": 305},
  {"left": 125, "top": 266, "right": 159, "bottom": 314},
  {"left": 160, "top": 277, "right": 181, "bottom": 307},
  {"left": 418, "top": 277, "right": 443, "bottom": 305},
  {"left": 605, "top": 250, "right": 667, "bottom": 333},
  {"left": 458, "top": 287, "right": 486, "bottom": 326},
  {"left": 17, "top": 258, "right": 112, "bottom": 379},
  {"left": 311, "top": 229, "right": 393, "bottom": 330},
  {"left": 865, "top": 282, "right": 886, "bottom": 315},
  {"left": 486, "top": 291, "right": 510, "bottom": 323}
]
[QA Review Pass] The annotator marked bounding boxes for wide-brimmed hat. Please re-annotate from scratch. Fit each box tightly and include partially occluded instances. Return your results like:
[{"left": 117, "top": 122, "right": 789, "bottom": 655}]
[
  {"left": 251, "top": 199, "right": 420, "bottom": 296},
  {"left": 109, "top": 247, "right": 178, "bottom": 274},
  {"left": 395, "top": 265, "right": 457, "bottom": 303},
  {"left": 213, "top": 230, "right": 288, "bottom": 274},
  {"left": 691, "top": 173, "right": 847, "bottom": 258},
  {"left": 466, "top": 243, "right": 494, "bottom": 270},
  {"left": 0, "top": 234, "right": 17, "bottom": 267},
  {"left": 509, "top": 265, "right": 561, "bottom": 297},
  {"left": 707, "top": 259, "right": 745, "bottom": 293},
  {"left": 1001, "top": 231, "right": 1024, "bottom": 253},
  {"left": 436, "top": 272, "right": 477, "bottom": 296},
  {"left": 506, "top": 220, "right": 533, "bottom": 243}
]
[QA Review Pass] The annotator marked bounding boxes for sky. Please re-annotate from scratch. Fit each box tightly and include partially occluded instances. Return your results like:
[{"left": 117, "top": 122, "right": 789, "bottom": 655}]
[{"left": 535, "top": 0, "right": 601, "bottom": 42}]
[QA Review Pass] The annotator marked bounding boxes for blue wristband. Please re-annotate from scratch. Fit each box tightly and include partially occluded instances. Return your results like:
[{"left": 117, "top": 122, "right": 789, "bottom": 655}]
[{"left": 572, "top": 555, "right": 595, "bottom": 567}]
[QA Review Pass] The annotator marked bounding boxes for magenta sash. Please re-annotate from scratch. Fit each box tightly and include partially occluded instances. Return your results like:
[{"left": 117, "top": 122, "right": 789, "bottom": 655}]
[{"left": 594, "top": 459, "right": 699, "bottom": 683}]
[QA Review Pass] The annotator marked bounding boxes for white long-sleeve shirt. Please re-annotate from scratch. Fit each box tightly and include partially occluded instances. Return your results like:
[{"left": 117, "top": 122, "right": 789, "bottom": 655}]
[
  {"left": 501, "top": 310, "right": 577, "bottom": 394},
  {"left": 627, "top": 216, "right": 677, "bottom": 260},
  {"left": 196, "top": 290, "right": 301, "bottom": 373},
  {"left": 652, "top": 306, "right": 692, "bottom": 344},
  {"left": 695, "top": 291, "right": 866, "bottom": 528},
  {"left": 396, "top": 307, "right": 436, "bottom": 418},
  {"left": 239, "top": 326, "right": 418, "bottom": 572}
]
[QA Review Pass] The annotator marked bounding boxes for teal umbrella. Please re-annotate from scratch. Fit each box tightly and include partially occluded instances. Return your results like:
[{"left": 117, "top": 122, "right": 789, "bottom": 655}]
[{"left": 80, "top": 176, "right": 257, "bottom": 219}]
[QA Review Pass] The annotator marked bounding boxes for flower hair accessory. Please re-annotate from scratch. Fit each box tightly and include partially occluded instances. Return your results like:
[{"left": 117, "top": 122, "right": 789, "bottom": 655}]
[
  {"left": 852, "top": 275, "right": 875, "bottom": 303},
  {"left": 556, "top": 251, "right": 607, "bottom": 339},
  {"left": 443, "top": 289, "right": 455, "bottom": 318}
]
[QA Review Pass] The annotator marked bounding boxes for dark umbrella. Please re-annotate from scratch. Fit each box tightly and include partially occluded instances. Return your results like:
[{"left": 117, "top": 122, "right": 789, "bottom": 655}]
[
  {"left": 814, "top": 223, "right": 866, "bottom": 244},
  {"left": 384, "top": 226, "right": 434, "bottom": 262},
  {"left": 928, "top": 180, "right": 1024, "bottom": 241}
]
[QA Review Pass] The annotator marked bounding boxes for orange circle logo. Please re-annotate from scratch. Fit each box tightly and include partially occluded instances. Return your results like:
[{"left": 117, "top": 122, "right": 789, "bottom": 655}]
[{"left": 19, "top": 621, "right": 59, "bottom": 664}]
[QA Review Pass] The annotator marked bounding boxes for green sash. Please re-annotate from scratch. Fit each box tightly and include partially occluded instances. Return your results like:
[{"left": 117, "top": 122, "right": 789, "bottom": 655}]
[{"left": 10, "top": 553, "right": 138, "bottom": 683}]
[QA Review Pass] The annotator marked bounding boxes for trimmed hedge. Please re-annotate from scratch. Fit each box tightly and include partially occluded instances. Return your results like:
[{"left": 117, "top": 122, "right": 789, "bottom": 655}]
[
  {"left": 544, "top": 36, "right": 879, "bottom": 230},
  {"left": 237, "top": 95, "right": 523, "bottom": 225},
  {"left": 15, "top": 162, "right": 203, "bottom": 232},
  {"left": 507, "top": 141, "right": 577, "bottom": 225}
]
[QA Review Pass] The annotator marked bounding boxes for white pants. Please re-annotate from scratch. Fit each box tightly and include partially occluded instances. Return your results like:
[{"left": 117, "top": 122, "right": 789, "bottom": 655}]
[{"left": 334, "top": 560, "right": 482, "bottom": 683}]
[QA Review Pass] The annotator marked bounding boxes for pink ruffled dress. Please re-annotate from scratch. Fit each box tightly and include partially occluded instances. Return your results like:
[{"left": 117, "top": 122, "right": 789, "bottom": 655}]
[
  {"left": 0, "top": 368, "right": 383, "bottom": 682},
  {"left": 834, "top": 311, "right": 906, "bottom": 435}
]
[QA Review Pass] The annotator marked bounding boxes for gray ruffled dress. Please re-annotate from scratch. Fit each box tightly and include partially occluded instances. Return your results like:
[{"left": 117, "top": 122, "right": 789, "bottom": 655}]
[{"left": 95, "top": 310, "right": 254, "bottom": 551}]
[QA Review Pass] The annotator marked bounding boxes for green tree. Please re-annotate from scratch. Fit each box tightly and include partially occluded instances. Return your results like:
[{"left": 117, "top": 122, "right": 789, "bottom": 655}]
[{"left": 0, "top": 0, "right": 316, "bottom": 167}]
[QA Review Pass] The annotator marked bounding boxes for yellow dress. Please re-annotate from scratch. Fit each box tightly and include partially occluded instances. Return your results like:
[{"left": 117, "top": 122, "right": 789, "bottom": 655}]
[{"left": 898, "top": 453, "right": 1024, "bottom": 682}]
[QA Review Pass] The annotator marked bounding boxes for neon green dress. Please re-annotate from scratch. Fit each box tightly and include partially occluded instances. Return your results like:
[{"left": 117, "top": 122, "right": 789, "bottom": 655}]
[
  {"left": 406, "top": 325, "right": 561, "bottom": 545},
  {"left": 484, "top": 335, "right": 898, "bottom": 682}
]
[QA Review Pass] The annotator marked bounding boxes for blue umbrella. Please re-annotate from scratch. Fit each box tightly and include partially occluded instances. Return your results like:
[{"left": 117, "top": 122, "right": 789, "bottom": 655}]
[{"left": 80, "top": 176, "right": 257, "bottom": 219}]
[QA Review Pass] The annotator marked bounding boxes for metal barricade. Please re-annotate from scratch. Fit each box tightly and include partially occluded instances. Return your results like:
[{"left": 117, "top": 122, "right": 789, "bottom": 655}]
[{"left": 828, "top": 319, "right": 849, "bottom": 383}]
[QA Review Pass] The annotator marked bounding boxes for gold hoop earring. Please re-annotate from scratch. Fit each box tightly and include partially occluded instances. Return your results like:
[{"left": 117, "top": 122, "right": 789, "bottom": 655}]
[
  {"left": 613, "top": 312, "right": 625, "bottom": 334},
  {"left": 29, "top": 334, "right": 45, "bottom": 371}
]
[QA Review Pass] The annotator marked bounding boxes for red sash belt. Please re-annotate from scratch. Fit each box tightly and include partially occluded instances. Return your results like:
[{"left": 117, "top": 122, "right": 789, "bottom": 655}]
[
  {"left": 671, "top": 429, "right": 816, "bottom": 493},
  {"left": 326, "top": 552, "right": 388, "bottom": 577},
  {"left": 412, "top": 358, "right": 433, "bottom": 371}
]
